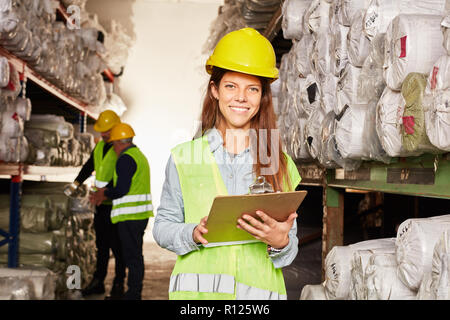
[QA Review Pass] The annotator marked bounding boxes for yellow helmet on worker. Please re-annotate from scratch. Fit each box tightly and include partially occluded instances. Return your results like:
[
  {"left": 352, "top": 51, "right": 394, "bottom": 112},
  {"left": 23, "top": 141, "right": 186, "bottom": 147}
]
[
  {"left": 109, "top": 123, "right": 135, "bottom": 142},
  {"left": 206, "top": 27, "right": 278, "bottom": 79},
  {"left": 94, "top": 110, "right": 121, "bottom": 133}
]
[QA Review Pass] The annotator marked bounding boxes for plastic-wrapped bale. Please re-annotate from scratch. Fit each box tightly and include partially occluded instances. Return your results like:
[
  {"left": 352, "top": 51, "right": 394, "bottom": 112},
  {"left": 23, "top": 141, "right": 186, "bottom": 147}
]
[
  {"left": 303, "top": 0, "right": 331, "bottom": 37},
  {"left": 429, "top": 229, "right": 450, "bottom": 299},
  {"left": 350, "top": 241, "right": 396, "bottom": 300},
  {"left": 241, "top": 0, "right": 280, "bottom": 30},
  {"left": 320, "top": 74, "right": 339, "bottom": 114},
  {"left": 423, "top": 55, "right": 450, "bottom": 151},
  {"left": 299, "top": 73, "right": 321, "bottom": 116},
  {"left": 311, "top": 30, "right": 334, "bottom": 79},
  {"left": 335, "top": 103, "right": 389, "bottom": 162},
  {"left": 304, "top": 106, "right": 325, "bottom": 160},
  {"left": 347, "top": 10, "right": 371, "bottom": 67},
  {"left": 0, "top": 267, "right": 56, "bottom": 300},
  {"left": 375, "top": 87, "right": 422, "bottom": 157},
  {"left": 26, "top": 114, "right": 74, "bottom": 140},
  {"left": 442, "top": 15, "right": 450, "bottom": 55},
  {"left": 293, "top": 32, "right": 314, "bottom": 77},
  {"left": 281, "top": 0, "right": 313, "bottom": 40},
  {"left": 324, "top": 238, "right": 395, "bottom": 300},
  {"left": 291, "top": 116, "right": 312, "bottom": 161},
  {"left": 300, "top": 283, "right": 328, "bottom": 300},
  {"left": 0, "top": 56, "right": 9, "bottom": 87},
  {"left": 358, "top": 33, "right": 386, "bottom": 104},
  {"left": 383, "top": 14, "right": 446, "bottom": 91},
  {"left": 14, "top": 97, "right": 32, "bottom": 121},
  {"left": 0, "top": 277, "right": 34, "bottom": 300},
  {"left": 401, "top": 72, "right": 441, "bottom": 154},
  {"left": 365, "top": 253, "right": 417, "bottom": 300},
  {"left": 339, "top": 0, "right": 371, "bottom": 27},
  {"left": 1, "top": 107, "right": 24, "bottom": 138},
  {"left": 0, "top": 232, "right": 56, "bottom": 255},
  {"left": 293, "top": 76, "right": 307, "bottom": 117},
  {"left": 363, "top": 0, "right": 448, "bottom": 41},
  {"left": 285, "top": 48, "right": 299, "bottom": 95},
  {"left": 24, "top": 127, "right": 61, "bottom": 149},
  {"left": 317, "top": 111, "right": 338, "bottom": 168},
  {"left": 396, "top": 215, "right": 450, "bottom": 291},
  {"left": 336, "top": 64, "right": 363, "bottom": 114},
  {"left": 331, "top": 22, "right": 349, "bottom": 77}
]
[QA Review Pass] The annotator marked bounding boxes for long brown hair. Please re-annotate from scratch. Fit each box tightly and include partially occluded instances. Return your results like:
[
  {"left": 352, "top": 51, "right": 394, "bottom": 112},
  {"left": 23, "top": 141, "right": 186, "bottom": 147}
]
[{"left": 199, "top": 67, "right": 291, "bottom": 192}]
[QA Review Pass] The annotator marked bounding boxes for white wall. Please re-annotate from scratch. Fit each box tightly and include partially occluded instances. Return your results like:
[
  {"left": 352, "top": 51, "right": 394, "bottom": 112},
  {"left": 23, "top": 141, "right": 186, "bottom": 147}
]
[{"left": 86, "top": 0, "right": 221, "bottom": 241}]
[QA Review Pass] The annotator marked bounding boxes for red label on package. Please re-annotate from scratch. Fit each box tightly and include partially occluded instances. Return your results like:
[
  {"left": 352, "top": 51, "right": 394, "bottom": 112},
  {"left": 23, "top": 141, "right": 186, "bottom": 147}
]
[
  {"left": 399, "top": 36, "right": 407, "bottom": 58},
  {"left": 431, "top": 66, "right": 439, "bottom": 90},
  {"left": 402, "top": 116, "right": 415, "bottom": 134}
]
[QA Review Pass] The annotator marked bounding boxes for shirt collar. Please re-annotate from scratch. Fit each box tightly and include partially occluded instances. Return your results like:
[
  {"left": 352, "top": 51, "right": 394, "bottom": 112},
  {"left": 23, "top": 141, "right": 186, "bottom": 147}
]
[
  {"left": 205, "top": 127, "right": 250, "bottom": 155},
  {"left": 206, "top": 127, "right": 224, "bottom": 154}
]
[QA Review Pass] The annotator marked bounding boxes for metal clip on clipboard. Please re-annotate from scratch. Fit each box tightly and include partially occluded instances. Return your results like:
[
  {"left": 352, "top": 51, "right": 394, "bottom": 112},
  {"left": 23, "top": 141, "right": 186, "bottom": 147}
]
[{"left": 249, "top": 176, "right": 274, "bottom": 194}]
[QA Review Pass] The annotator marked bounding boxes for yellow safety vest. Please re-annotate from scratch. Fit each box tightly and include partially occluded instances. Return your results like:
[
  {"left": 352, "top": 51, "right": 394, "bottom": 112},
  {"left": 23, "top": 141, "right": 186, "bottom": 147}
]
[
  {"left": 93, "top": 140, "right": 117, "bottom": 205},
  {"left": 169, "top": 135, "right": 301, "bottom": 299}
]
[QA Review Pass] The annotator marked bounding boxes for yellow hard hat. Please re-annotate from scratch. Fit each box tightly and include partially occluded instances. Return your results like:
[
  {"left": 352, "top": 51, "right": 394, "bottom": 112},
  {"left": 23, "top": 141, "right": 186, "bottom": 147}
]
[
  {"left": 94, "top": 110, "right": 121, "bottom": 132},
  {"left": 109, "top": 123, "right": 135, "bottom": 142},
  {"left": 206, "top": 28, "right": 278, "bottom": 79}
]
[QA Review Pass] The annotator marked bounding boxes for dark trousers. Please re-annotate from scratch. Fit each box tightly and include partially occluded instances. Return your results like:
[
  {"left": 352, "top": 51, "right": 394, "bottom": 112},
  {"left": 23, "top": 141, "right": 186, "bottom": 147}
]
[
  {"left": 93, "top": 204, "right": 126, "bottom": 285},
  {"left": 117, "top": 218, "right": 148, "bottom": 300}
]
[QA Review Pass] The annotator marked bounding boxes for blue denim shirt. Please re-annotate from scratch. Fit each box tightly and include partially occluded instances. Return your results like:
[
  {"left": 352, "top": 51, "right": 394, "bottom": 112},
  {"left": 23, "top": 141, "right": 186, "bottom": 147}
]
[{"left": 153, "top": 128, "right": 299, "bottom": 269}]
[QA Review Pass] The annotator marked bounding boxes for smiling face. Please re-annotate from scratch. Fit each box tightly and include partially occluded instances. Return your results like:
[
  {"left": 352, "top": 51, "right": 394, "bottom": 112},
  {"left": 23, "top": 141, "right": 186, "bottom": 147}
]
[{"left": 211, "top": 71, "right": 262, "bottom": 131}]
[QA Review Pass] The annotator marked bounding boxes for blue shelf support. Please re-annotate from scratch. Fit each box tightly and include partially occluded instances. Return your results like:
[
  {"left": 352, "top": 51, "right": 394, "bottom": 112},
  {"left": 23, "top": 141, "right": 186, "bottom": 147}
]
[{"left": 8, "top": 174, "right": 22, "bottom": 268}]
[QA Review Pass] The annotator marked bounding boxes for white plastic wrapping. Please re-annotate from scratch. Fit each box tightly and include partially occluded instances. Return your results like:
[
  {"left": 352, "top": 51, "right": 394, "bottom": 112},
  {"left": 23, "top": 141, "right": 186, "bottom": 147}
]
[
  {"left": 383, "top": 14, "right": 446, "bottom": 91},
  {"left": 376, "top": 87, "right": 422, "bottom": 157},
  {"left": 317, "top": 111, "right": 338, "bottom": 168},
  {"left": 350, "top": 244, "right": 396, "bottom": 300},
  {"left": 303, "top": 0, "right": 331, "bottom": 37},
  {"left": 347, "top": 10, "right": 371, "bottom": 67},
  {"left": 304, "top": 104, "right": 325, "bottom": 159},
  {"left": 299, "top": 73, "right": 320, "bottom": 116},
  {"left": 331, "top": 23, "right": 349, "bottom": 77},
  {"left": 294, "top": 32, "right": 314, "bottom": 77},
  {"left": 396, "top": 215, "right": 450, "bottom": 291},
  {"left": 364, "top": 0, "right": 448, "bottom": 41},
  {"left": 423, "top": 55, "right": 450, "bottom": 151},
  {"left": 300, "top": 283, "right": 328, "bottom": 300},
  {"left": 340, "top": 0, "right": 371, "bottom": 27},
  {"left": 324, "top": 238, "right": 396, "bottom": 300},
  {"left": 430, "top": 230, "right": 450, "bottom": 299},
  {"left": 291, "top": 115, "right": 312, "bottom": 160},
  {"left": 336, "top": 64, "right": 363, "bottom": 114},
  {"left": 311, "top": 29, "right": 333, "bottom": 78},
  {"left": 27, "top": 114, "right": 74, "bottom": 140},
  {"left": 365, "top": 253, "right": 417, "bottom": 300},
  {"left": 0, "top": 55, "right": 9, "bottom": 87},
  {"left": 282, "top": 0, "right": 313, "bottom": 40},
  {"left": 442, "top": 15, "right": 450, "bottom": 55},
  {"left": 320, "top": 74, "right": 339, "bottom": 114},
  {"left": 358, "top": 33, "right": 386, "bottom": 104},
  {"left": 335, "top": 103, "right": 389, "bottom": 162}
]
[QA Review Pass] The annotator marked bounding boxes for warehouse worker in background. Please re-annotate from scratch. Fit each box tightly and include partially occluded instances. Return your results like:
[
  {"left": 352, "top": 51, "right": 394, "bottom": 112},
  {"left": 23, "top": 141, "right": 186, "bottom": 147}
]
[
  {"left": 64, "top": 110, "right": 126, "bottom": 300},
  {"left": 153, "top": 28, "right": 301, "bottom": 300},
  {"left": 90, "top": 123, "right": 152, "bottom": 300}
]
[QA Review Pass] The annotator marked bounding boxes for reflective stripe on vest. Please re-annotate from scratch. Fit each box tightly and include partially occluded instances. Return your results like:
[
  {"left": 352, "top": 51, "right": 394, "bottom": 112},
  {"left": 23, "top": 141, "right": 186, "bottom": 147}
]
[
  {"left": 111, "top": 147, "right": 153, "bottom": 223},
  {"left": 93, "top": 140, "right": 117, "bottom": 205},
  {"left": 169, "top": 273, "right": 287, "bottom": 300},
  {"left": 170, "top": 134, "right": 301, "bottom": 300}
]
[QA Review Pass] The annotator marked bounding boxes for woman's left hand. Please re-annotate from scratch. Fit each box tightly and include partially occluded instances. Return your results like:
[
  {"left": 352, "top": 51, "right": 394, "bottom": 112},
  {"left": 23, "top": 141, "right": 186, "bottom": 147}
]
[{"left": 237, "top": 210, "right": 297, "bottom": 249}]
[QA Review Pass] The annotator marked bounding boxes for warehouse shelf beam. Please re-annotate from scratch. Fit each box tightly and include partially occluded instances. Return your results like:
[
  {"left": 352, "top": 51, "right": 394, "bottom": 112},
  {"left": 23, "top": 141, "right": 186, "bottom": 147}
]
[{"left": 0, "top": 46, "right": 98, "bottom": 119}]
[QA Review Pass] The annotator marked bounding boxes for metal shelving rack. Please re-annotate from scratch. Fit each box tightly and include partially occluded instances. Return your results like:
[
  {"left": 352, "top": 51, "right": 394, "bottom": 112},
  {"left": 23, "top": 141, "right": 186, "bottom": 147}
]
[{"left": 0, "top": 1, "right": 102, "bottom": 267}]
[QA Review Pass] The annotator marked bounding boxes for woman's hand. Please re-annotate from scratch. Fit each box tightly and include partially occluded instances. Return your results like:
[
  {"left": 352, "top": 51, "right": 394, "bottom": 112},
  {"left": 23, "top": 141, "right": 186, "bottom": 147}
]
[
  {"left": 237, "top": 210, "right": 297, "bottom": 249},
  {"left": 193, "top": 216, "right": 209, "bottom": 245}
]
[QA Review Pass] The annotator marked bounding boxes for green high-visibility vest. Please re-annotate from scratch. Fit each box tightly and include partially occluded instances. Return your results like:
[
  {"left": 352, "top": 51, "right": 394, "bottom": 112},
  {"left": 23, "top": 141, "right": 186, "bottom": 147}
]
[
  {"left": 169, "top": 135, "right": 301, "bottom": 300},
  {"left": 111, "top": 146, "right": 153, "bottom": 224},
  {"left": 93, "top": 140, "right": 117, "bottom": 205}
]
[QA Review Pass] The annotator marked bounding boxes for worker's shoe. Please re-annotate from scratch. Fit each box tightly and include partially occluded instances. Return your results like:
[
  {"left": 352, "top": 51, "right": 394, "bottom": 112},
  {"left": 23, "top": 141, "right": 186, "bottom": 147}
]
[
  {"left": 81, "top": 278, "right": 105, "bottom": 297},
  {"left": 104, "top": 283, "right": 124, "bottom": 300}
]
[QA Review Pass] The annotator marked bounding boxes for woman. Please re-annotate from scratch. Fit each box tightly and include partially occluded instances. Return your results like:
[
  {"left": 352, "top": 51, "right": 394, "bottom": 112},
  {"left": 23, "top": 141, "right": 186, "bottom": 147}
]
[{"left": 153, "top": 28, "right": 301, "bottom": 300}]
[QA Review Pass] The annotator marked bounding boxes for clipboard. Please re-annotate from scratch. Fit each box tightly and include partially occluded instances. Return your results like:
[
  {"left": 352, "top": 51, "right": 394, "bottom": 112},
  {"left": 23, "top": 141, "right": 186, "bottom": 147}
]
[{"left": 203, "top": 191, "right": 307, "bottom": 247}]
